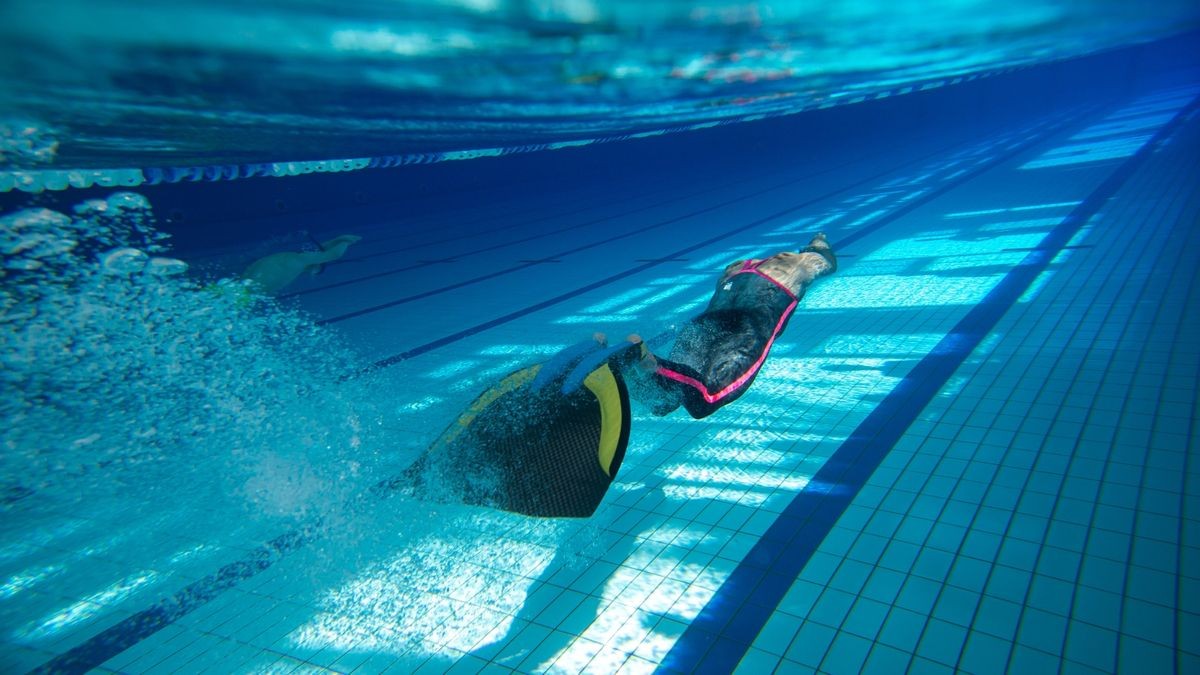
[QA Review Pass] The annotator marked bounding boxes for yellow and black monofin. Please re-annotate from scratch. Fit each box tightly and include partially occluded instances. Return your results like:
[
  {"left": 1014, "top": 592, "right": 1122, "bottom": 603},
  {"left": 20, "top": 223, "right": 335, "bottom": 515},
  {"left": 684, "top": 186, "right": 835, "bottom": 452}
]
[{"left": 402, "top": 341, "right": 636, "bottom": 518}]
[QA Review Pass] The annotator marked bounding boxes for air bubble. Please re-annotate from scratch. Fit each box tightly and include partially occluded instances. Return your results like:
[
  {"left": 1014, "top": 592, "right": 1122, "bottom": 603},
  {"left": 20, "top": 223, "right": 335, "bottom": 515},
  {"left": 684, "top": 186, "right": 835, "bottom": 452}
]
[
  {"left": 101, "top": 247, "right": 149, "bottom": 274},
  {"left": 147, "top": 256, "right": 188, "bottom": 276}
]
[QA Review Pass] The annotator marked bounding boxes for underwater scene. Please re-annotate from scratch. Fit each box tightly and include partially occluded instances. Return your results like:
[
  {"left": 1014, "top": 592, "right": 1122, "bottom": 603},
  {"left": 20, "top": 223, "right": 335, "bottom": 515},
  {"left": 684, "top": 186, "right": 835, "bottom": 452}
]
[{"left": 2, "top": 2, "right": 1199, "bottom": 673}]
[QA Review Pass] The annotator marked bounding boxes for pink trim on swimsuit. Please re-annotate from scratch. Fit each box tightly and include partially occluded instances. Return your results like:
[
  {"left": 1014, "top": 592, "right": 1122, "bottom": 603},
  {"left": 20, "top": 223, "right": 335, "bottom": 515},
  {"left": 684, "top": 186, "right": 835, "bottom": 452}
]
[
  {"left": 655, "top": 259, "right": 799, "bottom": 404},
  {"left": 735, "top": 259, "right": 798, "bottom": 299}
]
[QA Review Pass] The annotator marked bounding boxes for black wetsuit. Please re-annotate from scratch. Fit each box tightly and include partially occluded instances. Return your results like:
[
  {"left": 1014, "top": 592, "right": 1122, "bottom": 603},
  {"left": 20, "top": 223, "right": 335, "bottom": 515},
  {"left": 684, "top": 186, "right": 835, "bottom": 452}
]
[
  {"left": 626, "top": 246, "right": 836, "bottom": 419},
  {"left": 633, "top": 260, "right": 797, "bottom": 418}
]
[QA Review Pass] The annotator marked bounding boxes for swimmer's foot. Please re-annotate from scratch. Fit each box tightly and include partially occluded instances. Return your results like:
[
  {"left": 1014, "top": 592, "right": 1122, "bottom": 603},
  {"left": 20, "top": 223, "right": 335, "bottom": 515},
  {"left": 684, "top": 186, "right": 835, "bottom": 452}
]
[{"left": 806, "top": 232, "right": 831, "bottom": 250}]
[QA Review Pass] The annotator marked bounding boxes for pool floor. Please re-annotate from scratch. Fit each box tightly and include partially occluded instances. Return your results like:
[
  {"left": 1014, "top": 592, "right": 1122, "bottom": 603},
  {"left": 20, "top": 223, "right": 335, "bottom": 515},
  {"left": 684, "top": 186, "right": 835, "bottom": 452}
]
[{"left": 3, "top": 74, "right": 1199, "bottom": 674}]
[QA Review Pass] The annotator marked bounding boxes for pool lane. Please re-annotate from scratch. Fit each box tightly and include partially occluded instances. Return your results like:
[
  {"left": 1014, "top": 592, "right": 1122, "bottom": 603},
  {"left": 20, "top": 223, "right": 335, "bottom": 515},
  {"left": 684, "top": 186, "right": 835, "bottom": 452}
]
[
  {"left": 24, "top": 104, "right": 1080, "bottom": 674},
  {"left": 337, "top": 112, "right": 1085, "bottom": 372},
  {"left": 20, "top": 102, "right": 1085, "bottom": 674},
  {"left": 656, "top": 89, "right": 1200, "bottom": 674},
  {"left": 16, "top": 83, "right": 1195, "bottom": 674}
]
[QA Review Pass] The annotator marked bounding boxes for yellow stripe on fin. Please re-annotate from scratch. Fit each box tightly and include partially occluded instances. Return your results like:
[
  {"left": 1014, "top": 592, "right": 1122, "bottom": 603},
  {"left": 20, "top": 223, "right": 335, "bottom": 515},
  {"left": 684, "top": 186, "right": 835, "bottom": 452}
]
[{"left": 583, "top": 364, "right": 623, "bottom": 477}]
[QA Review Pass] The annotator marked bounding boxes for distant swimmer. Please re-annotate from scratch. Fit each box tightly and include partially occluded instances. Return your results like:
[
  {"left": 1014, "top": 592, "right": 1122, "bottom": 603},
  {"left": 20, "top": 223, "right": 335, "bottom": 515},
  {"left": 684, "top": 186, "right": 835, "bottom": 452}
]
[
  {"left": 619, "top": 232, "right": 837, "bottom": 419},
  {"left": 240, "top": 234, "right": 361, "bottom": 295}
]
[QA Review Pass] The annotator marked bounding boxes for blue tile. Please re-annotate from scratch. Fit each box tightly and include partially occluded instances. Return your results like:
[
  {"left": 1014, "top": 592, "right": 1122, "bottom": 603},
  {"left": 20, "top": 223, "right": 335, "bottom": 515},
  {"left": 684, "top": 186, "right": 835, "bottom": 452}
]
[
  {"left": 505, "top": 622, "right": 554, "bottom": 668},
  {"left": 909, "top": 655, "right": 956, "bottom": 675},
  {"left": 917, "top": 618, "right": 967, "bottom": 667},
  {"left": 877, "top": 607, "right": 926, "bottom": 653},
  {"left": 951, "top": 481, "right": 987, "bottom": 506},
  {"left": 972, "top": 596, "right": 1022, "bottom": 641},
  {"left": 1077, "top": 556, "right": 1127, "bottom": 593},
  {"left": 778, "top": 579, "right": 823, "bottom": 618},
  {"left": 997, "top": 538, "right": 1040, "bottom": 571},
  {"left": 1117, "top": 636, "right": 1174, "bottom": 674},
  {"left": 1098, "top": 484, "right": 1138, "bottom": 509},
  {"left": 947, "top": 556, "right": 991, "bottom": 593},
  {"left": 1071, "top": 458, "right": 1105, "bottom": 480},
  {"left": 985, "top": 485, "right": 1021, "bottom": 511},
  {"left": 928, "top": 522, "right": 968, "bottom": 551},
  {"left": 880, "top": 540, "right": 921, "bottom": 573},
  {"left": 520, "top": 583, "right": 565, "bottom": 619},
  {"left": 961, "top": 531, "right": 1002, "bottom": 563},
  {"left": 912, "top": 547, "right": 954, "bottom": 581},
  {"left": 799, "top": 551, "right": 840, "bottom": 585},
  {"left": 839, "top": 506, "right": 874, "bottom": 532},
  {"left": 817, "top": 528, "right": 856, "bottom": 557},
  {"left": 862, "top": 643, "right": 912, "bottom": 674},
  {"left": 863, "top": 568, "right": 906, "bottom": 605},
  {"left": 1177, "top": 605, "right": 1199, "bottom": 656},
  {"left": 1007, "top": 514, "right": 1049, "bottom": 545},
  {"left": 1009, "top": 644, "right": 1061, "bottom": 673},
  {"left": 821, "top": 631, "right": 872, "bottom": 674},
  {"left": 1125, "top": 565, "right": 1176, "bottom": 607},
  {"left": 896, "top": 516, "right": 935, "bottom": 544},
  {"left": 1026, "top": 474, "right": 1064, "bottom": 500},
  {"left": 842, "top": 597, "right": 889, "bottom": 641},
  {"left": 1061, "top": 478, "right": 1100, "bottom": 505},
  {"left": 925, "top": 476, "right": 958, "bottom": 500},
  {"left": 1131, "top": 536, "right": 1177, "bottom": 573},
  {"left": 783, "top": 621, "right": 837, "bottom": 669},
  {"left": 882, "top": 490, "right": 918, "bottom": 515},
  {"left": 734, "top": 647, "right": 781, "bottom": 675},
  {"left": 755, "top": 613, "right": 802, "bottom": 656},
  {"left": 828, "top": 560, "right": 873, "bottom": 595},
  {"left": 865, "top": 511, "right": 903, "bottom": 538},
  {"left": 1026, "top": 575, "right": 1073, "bottom": 616},
  {"left": 1141, "top": 468, "right": 1181, "bottom": 493},
  {"left": 984, "top": 565, "right": 1030, "bottom": 603},
  {"left": 472, "top": 618, "right": 530, "bottom": 661},
  {"left": 973, "top": 507, "right": 1012, "bottom": 535},
  {"left": 897, "top": 576, "right": 942, "bottom": 616},
  {"left": 959, "top": 630, "right": 1013, "bottom": 675},
  {"left": 1017, "top": 607, "right": 1067, "bottom": 655},
  {"left": 847, "top": 533, "right": 889, "bottom": 564},
  {"left": 1045, "top": 520, "right": 1088, "bottom": 552},
  {"left": 933, "top": 585, "right": 980, "bottom": 628},
  {"left": 809, "top": 588, "right": 856, "bottom": 629},
  {"left": 1063, "top": 620, "right": 1117, "bottom": 672},
  {"left": 1121, "top": 598, "right": 1174, "bottom": 647}
]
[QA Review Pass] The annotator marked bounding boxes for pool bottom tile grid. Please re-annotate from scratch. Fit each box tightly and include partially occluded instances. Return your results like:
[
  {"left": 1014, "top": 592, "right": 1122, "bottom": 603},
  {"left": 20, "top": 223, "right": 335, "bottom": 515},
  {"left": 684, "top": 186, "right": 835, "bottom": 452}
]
[{"left": 2, "top": 82, "right": 1198, "bottom": 674}]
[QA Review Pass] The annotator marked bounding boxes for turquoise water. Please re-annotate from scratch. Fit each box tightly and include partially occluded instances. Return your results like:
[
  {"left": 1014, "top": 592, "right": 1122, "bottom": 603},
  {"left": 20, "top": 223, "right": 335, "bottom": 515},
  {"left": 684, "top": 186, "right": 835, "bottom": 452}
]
[
  {"left": 1, "top": 5, "right": 1199, "bottom": 674},
  {"left": 2, "top": 0, "right": 1198, "bottom": 188}
]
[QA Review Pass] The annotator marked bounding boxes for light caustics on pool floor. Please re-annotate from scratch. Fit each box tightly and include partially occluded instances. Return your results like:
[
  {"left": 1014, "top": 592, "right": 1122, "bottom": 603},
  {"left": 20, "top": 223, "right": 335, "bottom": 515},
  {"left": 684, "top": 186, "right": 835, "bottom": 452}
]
[{"left": 2, "top": 76, "right": 1197, "bottom": 674}]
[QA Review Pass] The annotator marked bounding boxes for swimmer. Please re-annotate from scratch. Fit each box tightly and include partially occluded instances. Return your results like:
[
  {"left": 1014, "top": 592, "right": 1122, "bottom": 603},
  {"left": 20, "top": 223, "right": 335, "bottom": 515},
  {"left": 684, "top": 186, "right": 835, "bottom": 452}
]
[
  {"left": 240, "top": 234, "right": 361, "bottom": 295},
  {"left": 615, "top": 232, "right": 836, "bottom": 419}
]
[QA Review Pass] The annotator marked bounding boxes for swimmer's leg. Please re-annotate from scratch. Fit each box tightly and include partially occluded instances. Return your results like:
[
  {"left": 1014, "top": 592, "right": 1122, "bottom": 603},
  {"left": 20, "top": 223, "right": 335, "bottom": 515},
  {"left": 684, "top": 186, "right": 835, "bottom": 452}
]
[
  {"left": 757, "top": 232, "right": 837, "bottom": 294},
  {"left": 799, "top": 232, "right": 837, "bottom": 274}
]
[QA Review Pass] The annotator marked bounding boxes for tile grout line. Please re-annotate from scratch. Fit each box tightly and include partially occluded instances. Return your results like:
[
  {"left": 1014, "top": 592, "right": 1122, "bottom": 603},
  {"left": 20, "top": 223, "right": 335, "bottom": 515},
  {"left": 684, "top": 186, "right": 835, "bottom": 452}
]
[
  {"left": 352, "top": 110, "right": 1087, "bottom": 374},
  {"left": 654, "top": 90, "right": 1200, "bottom": 674},
  {"left": 14, "top": 106, "right": 1095, "bottom": 675}
]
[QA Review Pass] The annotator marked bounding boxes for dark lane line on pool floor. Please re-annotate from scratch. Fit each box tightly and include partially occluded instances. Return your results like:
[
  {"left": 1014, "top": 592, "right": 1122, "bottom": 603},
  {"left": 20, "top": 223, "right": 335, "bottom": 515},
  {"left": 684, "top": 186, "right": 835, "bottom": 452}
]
[
  {"left": 303, "top": 141, "right": 937, "bottom": 310},
  {"left": 290, "top": 165, "right": 711, "bottom": 269},
  {"left": 179, "top": 155, "right": 654, "bottom": 265},
  {"left": 285, "top": 172, "right": 778, "bottom": 299},
  {"left": 353, "top": 108, "right": 1087, "bottom": 373},
  {"left": 271, "top": 144, "right": 834, "bottom": 294},
  {"left": 25, "top": 108, "right": 1087, "bottom": 675},
  {"left": 655, "top": 91, "right": 1200, "bottom": 675}
]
